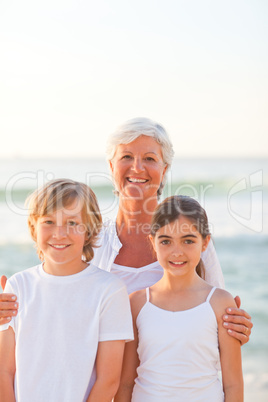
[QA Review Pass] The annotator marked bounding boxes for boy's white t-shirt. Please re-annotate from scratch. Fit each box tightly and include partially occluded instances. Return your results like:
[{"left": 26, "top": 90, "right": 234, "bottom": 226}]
[{"left": 0, "top": 263, "right": 133, "bottom": 402}]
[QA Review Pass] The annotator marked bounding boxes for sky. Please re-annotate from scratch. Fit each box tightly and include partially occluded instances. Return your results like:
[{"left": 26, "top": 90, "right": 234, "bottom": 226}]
[{"left": 0, "top": 0, "right": 267, "bottom": 159}]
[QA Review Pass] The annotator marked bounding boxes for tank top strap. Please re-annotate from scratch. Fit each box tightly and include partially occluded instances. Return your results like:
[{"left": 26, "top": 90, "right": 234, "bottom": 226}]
[
  {"left": 145, "top": 287, "right": 150, "bottom": 302},
  {"left": 206, "top": 286, "right": 217, "bottom": 302}
]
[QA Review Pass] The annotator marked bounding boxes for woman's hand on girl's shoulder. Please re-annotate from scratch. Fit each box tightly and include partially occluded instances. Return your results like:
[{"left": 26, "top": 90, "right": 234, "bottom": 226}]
[
  {"left": 211, "top": 289, "right": 252, "bottom": 345},
  {"left": 222, "top": 295, "right": 253, "bottom": 346}
]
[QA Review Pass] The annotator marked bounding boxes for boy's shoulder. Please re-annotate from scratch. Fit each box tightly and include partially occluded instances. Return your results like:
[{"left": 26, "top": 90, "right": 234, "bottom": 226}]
[
  {"left": 89, "top": 263, "right": 127, "bottom": 291},
  {"left": 4, "top": 264, "right": 42, "bottom": 293},
  {"left": 7, "top": 264, "right": 41, "bottom": 283}
]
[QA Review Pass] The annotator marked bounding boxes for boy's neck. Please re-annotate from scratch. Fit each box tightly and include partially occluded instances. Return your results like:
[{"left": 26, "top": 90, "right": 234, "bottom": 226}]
[{"left": 43, "top": 260, "right": 88, "bottom": 276}]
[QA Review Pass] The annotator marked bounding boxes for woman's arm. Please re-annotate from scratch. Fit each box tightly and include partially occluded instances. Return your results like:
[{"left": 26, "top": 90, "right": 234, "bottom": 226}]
[
  {"left": 114, "top": 291, "right": 145, "bottom": 402},
  {"left": 211, "top": 289, "right": 244, "bottom": 402},
  {"left": 0, "top": 276, "right": 18, "bottom": 325},
  {"left": 0, "top": 327, "right": 16, "bottom": 402},
  {"left": 86, "top": 340, "right": 125, "bottom": 402},
  {"left": 223, "top": 296, "right": 253, "bottom": 345}
]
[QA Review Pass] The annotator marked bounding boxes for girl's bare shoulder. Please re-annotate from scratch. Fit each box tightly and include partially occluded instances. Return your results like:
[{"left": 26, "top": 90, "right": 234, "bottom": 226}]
[
  {"left": 129, "top": 289, "right": 147, "bottom": 318},
  {"left": 210, "top": 288, "right": 237, "bottom": 319}
]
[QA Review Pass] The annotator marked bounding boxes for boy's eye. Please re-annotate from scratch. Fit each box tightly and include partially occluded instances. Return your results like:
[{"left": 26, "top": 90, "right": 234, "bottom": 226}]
[{"left": 44, "top": 220, "right": 53, "bottom": 225}]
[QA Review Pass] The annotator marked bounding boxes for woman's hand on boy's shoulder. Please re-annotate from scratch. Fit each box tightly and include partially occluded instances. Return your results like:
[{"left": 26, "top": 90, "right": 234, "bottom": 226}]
[
  {"left": 1, "top": 276, "right": 7, "bottom": 292},
  {"left": 0, "top": 276, "right": 18, "bottom": 326}
]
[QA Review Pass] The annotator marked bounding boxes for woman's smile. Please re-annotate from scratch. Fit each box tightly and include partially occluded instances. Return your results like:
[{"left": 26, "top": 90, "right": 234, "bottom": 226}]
[{"left": 110, "top": 135, "right": 167, "bottom": 200}]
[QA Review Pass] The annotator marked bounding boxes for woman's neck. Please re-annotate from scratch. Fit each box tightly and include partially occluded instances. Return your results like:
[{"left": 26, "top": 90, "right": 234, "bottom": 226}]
[
  {"left": 116, "top": 196, "right": 158, "bottom": 231},
  {"left": 116, "top": 201, "right": 157, "bottom": 236}
]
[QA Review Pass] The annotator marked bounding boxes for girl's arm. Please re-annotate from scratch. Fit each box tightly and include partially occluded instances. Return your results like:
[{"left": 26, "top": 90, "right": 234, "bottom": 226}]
[
  {"left": 211, "top": 289, "right": 244, "bottom": 402},
  {"left": 86, "top": 340, "right": 125, "bottom": 402},
  {"left": 0, "top": 276, "right": 18, "bottom": 326},
  {"left": 203, "top": 241, "right": 253, "bottom": 345},
  {"left": 0, "top": 327, "right": 16, "bottom": 402},
  {"left": 114, "top": 291, "right": 145, "bottom": 402}
]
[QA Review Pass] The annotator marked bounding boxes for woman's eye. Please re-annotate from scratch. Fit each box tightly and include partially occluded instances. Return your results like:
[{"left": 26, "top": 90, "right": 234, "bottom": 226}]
[
  {"left": 67, "top": 221, "right": 77, "bottom": 226},
  {"left": 145, "top": 157, "right": 155, "bottom": 162},
  {"left": 122, "top": 155, "right": 132, "bottom": 160},
  {"left": 184, "top": 239, "right": 194, "bottom": 244}
]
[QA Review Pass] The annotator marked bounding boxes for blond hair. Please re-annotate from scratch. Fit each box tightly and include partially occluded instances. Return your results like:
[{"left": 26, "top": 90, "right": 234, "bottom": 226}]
[{"left": 26, "top": 179, "right": 102, "bottom": 262}]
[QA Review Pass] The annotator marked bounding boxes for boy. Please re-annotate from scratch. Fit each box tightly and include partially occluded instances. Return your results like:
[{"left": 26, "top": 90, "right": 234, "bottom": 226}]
[{"left": 0, "top": 179, "right": 133, "bottom": 402}]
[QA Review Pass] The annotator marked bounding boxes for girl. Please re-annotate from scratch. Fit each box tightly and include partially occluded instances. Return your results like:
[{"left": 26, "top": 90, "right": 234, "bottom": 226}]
[
  {"left": 115, "top": 195, "right": 243, "bottom": 402},
  {"left": 0, "top": 179, "right": 133, "bottom": 402}
]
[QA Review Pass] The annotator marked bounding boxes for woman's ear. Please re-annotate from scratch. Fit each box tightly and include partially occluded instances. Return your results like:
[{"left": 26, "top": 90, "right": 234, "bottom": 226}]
[
  {"left": 202, "top": 235, "right": 211, "bottom": 252},
  {"left": 109, "top": 160, "right": 114, "bottom": 173},
  {"left": 161, "top": 163, "right": 168, "bottom": 182}
]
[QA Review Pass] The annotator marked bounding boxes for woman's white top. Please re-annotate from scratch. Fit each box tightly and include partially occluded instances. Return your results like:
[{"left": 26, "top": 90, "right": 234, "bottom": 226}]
[
  {"left": 91, "top": 220, "right": 225, "bottom": 293},
  {"left": 132, "top": 287, "right": 224, "bottom": 402}
]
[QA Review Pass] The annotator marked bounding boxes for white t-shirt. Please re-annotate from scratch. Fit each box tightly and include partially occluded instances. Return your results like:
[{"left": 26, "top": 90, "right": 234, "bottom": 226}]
[
  {"left": 0, "top": 263, "right": 133, "bottom": 402},
  {"left": 92, "top": 220, "right": 225, "bottom": 293}
]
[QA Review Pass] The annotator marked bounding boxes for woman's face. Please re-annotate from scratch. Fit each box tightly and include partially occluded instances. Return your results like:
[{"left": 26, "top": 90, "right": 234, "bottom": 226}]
[{"left": 110, "top": 135, "right": 167, "bottom": 201}]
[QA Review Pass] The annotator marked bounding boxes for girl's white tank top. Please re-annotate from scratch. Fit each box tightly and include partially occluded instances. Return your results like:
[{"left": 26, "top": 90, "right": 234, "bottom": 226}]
[{"left": 132, "top": 286, "right": 224, "bottom": 402}]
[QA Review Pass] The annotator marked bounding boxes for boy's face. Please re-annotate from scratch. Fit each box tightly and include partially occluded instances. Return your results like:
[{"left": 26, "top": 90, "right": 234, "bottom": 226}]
[{"left": 35, "top": 200, "right": 88, "bottom": 276}]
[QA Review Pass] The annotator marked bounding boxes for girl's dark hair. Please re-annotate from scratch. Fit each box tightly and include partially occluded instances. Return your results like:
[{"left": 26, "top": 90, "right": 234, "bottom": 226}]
[{"left": 150, "top": 195, "right": 211, "bottom": 279}]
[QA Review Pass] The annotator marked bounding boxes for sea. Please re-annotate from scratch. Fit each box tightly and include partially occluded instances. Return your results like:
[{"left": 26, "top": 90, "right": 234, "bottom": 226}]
[{"left": 0, "top": 156, "right": 267, "bottom": 401}]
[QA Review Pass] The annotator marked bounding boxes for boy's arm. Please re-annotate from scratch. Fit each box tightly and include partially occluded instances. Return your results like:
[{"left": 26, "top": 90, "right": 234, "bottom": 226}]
[
  {"left": 211, "top": 289, "right": 244, "bottom": 402},
  {"left": 0, "top": 327, "right": 16, "bottom": 402},
  {"left": 114, "top": 291, "right": 145, "bottom": 402},
  {"left": 86, "top": 339, "right": 125, "bottom": 402}
]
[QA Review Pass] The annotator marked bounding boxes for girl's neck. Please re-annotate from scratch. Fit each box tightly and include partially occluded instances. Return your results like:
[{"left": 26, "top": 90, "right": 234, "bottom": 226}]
[{"left": 159, "top": 270, "right": 203, "bottom": 292}]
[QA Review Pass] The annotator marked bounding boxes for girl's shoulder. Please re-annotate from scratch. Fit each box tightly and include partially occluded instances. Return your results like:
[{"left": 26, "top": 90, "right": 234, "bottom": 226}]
[
  {"left": 129, "top": 289, "right": 147, "bottom": 320},
  {"left": 210, "top": 288, "right": 237, "bottom": 321}
]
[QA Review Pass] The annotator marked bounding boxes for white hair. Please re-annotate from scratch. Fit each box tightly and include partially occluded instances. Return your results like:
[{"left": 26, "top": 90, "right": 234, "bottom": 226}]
[{"left": 106, "top": 117, "right": 175, "bottom": 196}]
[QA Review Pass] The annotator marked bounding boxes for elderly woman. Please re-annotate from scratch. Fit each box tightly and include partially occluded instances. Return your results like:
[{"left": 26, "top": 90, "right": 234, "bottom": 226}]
[{"left": 0, "top": 117, "right": 252, "bottom": 342}]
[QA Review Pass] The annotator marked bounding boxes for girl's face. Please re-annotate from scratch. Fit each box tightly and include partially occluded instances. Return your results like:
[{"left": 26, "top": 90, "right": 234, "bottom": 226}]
[
  {"left": 35, "top": 199, "right": 87, "bottom": 276},
  {"left": 150, "top": 215, "right": 210, "bottom": 278},
  {"left": 109, "top": 135, "right": 167, "bottom": 201}
]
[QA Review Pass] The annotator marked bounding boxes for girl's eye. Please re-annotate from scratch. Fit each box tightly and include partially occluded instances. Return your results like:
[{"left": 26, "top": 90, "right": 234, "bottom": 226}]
[
  {"left": 160, "top": 240, "right": 170, "bottom": 245},
  {"left": 184, "top": 239, "right": 194, "bottom": 244}
]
